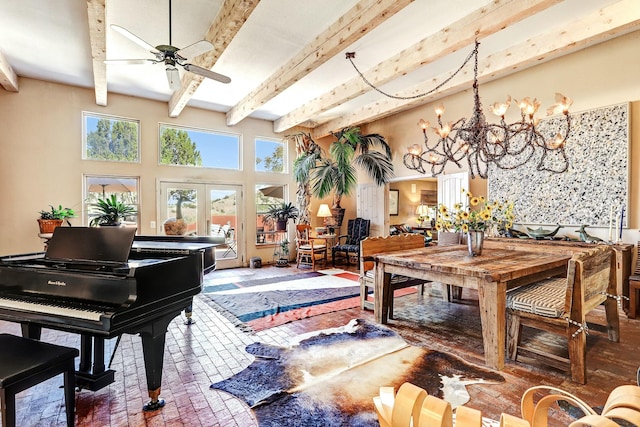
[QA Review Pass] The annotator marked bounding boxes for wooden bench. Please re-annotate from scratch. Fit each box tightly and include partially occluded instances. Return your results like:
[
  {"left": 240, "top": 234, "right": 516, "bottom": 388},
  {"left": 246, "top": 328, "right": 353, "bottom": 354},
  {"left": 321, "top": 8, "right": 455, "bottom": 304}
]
[
  {"left": 0, "top": 334, "right": 79, "bottom": 427},
  {"left": 360, "top": 234, "right": 427, "bottom": 318}
]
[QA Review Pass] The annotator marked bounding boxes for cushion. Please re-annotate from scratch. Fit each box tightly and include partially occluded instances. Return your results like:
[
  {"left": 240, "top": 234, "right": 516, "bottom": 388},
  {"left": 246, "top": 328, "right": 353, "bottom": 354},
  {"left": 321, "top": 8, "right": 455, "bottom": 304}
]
[
  {"left": 506, "top": 277, "right": 567, "bottom": 318},
  {"left": 299, "top": 244, "right": 326, "bottom": 250},
  {"left": 334, "top": 244, "right": 359, "bottom": 252},
  {"left": 364, "top": 270, "right": 415, "bottom": 285}
]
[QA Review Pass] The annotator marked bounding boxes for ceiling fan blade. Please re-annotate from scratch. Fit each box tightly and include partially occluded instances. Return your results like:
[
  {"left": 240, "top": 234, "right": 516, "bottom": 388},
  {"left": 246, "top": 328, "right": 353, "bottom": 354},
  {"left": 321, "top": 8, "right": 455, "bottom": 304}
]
[
  {"left": 166, "top": 67, "right": 182, "bottom": 91},
  {"left": 104, "top": 59, "right": 155, "bottom": 65},
  {"left": 111, "top": 24, "right": 159, "bottom": 54},
  {"left": 176, "top": 40, "right": 214, "bottom": 60},
  {"left": 183, "top": 64, "right": 231, "bottom": 84}
]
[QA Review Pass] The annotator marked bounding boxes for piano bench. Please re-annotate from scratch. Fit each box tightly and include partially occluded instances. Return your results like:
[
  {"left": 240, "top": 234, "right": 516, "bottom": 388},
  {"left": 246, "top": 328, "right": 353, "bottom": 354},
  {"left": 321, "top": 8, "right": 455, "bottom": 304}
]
[{"left": 0, "top": 334, "right": 78, "bottom": 427}]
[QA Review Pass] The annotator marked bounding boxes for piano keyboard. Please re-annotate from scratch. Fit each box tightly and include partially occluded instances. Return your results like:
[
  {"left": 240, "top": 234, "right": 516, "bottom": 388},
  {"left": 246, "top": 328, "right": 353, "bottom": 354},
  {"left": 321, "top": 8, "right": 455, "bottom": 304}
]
[{"left": 0, "top": 297, "right": 104, "bottom": 322}]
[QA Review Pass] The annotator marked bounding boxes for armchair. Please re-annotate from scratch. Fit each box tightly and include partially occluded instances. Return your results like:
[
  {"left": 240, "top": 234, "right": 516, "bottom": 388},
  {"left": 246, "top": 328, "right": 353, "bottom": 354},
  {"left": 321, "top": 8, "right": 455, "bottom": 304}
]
[{"left": 332, "top": 218, "right": 370, "bottom": 266}]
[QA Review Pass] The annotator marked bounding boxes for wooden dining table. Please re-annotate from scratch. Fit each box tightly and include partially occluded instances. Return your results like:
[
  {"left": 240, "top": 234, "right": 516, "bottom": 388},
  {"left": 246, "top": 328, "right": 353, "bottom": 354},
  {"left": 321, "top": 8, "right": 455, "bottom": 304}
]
[{"left": 374, "top": 244, "right": 572, "bottom": 370}]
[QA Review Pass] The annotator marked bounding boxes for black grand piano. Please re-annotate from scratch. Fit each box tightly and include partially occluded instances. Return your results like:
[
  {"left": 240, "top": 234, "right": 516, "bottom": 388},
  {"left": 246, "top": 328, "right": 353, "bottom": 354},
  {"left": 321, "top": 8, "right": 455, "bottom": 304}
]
[{"left": 0, "top": 227, "right": 215, "bottom": 411}]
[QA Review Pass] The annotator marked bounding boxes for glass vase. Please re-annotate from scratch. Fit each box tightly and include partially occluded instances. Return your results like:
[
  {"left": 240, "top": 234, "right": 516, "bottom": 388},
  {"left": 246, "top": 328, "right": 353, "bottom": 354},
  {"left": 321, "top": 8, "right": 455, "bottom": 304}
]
[{"left": 467, "top": 231, "right": 484, "bottom": 256}]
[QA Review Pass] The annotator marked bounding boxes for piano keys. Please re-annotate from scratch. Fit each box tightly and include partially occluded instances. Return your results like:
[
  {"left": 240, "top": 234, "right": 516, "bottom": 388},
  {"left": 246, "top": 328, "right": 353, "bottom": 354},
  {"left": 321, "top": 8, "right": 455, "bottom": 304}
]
[{"left": 0, "top": 227, "right": 214, "bottom": 411}]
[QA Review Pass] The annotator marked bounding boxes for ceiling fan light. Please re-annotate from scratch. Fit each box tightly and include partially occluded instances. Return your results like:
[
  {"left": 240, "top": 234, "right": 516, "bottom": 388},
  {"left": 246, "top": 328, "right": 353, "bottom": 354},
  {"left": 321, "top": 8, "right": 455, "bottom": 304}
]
[{"left": 166, "top": 67, "right": 181, "bottom": 91}]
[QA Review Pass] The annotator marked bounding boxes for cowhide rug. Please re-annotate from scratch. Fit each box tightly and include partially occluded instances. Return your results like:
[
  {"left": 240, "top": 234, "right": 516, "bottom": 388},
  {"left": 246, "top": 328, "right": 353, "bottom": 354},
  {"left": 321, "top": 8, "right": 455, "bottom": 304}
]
[{"left": 210, "top": 319, "right": 504, "bottom": 427}]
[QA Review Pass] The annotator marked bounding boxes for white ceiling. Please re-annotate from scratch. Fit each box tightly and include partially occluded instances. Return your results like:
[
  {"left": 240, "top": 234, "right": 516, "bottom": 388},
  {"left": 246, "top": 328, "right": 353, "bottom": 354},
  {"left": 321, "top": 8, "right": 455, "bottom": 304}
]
[{"left": 0, "top": 0, "right": 638, "bottom": 137}]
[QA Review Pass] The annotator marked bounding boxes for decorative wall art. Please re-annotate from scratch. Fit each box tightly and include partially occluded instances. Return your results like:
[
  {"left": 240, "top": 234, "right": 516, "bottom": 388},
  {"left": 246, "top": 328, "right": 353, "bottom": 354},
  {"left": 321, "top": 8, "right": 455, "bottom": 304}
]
[
  {"left": 488, "top": 103, "right": 629, "bottom": 227},
  {"left": 389, "top": 189, "right": 399, "bottom": 216}
]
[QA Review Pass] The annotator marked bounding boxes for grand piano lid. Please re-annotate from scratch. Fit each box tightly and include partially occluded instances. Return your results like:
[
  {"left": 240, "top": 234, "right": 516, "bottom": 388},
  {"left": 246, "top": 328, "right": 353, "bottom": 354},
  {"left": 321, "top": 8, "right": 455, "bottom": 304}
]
[{"left": 45, "top": 226, "right": 137, "bottom": 264}]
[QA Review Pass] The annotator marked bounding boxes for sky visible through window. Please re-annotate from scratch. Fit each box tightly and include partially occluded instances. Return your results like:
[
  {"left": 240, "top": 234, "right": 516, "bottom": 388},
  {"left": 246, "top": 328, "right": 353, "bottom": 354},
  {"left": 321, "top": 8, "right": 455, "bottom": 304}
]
[{"left": 86, "top": 117, "right": 240, "bottom": 169}]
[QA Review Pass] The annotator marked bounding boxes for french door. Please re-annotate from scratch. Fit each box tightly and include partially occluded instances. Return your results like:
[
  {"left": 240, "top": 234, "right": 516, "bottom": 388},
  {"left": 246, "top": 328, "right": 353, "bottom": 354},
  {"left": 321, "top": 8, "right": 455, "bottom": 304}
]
[{"left": 160, "top": 181, "right": 243, "bottom": 269}]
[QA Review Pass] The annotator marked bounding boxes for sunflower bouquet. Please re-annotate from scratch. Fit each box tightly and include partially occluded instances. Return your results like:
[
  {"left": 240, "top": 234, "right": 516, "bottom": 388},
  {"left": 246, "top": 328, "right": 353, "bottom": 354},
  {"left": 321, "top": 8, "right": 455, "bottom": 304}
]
[{"left": 435, "top": 190, "right": 514, "bottom": 234}]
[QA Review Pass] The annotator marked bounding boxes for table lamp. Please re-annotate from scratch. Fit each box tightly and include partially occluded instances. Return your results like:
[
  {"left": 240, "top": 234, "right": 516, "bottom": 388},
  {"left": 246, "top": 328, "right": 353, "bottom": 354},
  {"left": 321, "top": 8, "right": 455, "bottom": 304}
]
[
  {"left": 316, "top": 204, "right": 333, "bottom": 234},
  {"left": 416, "top": 204, "right": 429, "bottom": 227}
]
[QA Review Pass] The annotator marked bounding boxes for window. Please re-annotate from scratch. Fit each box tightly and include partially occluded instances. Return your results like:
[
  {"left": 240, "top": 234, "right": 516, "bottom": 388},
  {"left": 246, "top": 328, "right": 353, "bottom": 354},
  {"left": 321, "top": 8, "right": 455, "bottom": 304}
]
[
  {"left": 84, "top": 175, "right": 139, "bottom": 228},
  {"left": 256, "top": 184, "right": 286, "bottom": 245},
  {"left": 83, "top": 112, "right": 140, "bottom": 162},
  {"left": 159, "top": 123, "right": 240, "bottom": 170},
  {"left": 255, "top": 137, "right": 286, "bottom": 173}
]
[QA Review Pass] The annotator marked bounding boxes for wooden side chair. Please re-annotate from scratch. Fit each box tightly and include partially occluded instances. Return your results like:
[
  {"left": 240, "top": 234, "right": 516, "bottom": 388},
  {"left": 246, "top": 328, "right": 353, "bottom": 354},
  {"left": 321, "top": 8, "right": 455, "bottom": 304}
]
[
  {"left": 295, "top": 224, "right": 327, "bottom": 270},
  {"left": 332, "top": 218, "right": 370, "bottom": 266},
  {"left": 506, "top": 245, "right": 619, "bottom": 383},
  {"left": 359, "top": 234, "right": 427, "bottom": 318}
]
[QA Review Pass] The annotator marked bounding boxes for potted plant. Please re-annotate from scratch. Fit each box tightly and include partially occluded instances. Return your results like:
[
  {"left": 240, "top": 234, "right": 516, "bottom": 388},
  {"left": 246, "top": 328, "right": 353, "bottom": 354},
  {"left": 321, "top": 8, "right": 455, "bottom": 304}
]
[
  {"left": 264, "top": 202, "right": 299, "bottom": 231},
  {"left": 37, "top": 205, "right": 76, "bottom": 234},
  {"left": 89, "top": 194, "right": 137, "bottom": 227},
  {"left": 276, "top": 238, "right": 290, "bottom": 267},
  {"left": 293, "top": 127, "right": 394, "bottom": 226}
]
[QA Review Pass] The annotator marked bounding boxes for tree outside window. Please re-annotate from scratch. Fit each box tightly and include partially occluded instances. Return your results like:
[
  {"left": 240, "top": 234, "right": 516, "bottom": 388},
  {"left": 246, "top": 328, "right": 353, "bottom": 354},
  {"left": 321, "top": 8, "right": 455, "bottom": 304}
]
[
  {"left": 256, "top": 138, "right": 286, "bottom": 173},
  {"left": 83, "top": 112, "right": 139, "bottom": 162}
]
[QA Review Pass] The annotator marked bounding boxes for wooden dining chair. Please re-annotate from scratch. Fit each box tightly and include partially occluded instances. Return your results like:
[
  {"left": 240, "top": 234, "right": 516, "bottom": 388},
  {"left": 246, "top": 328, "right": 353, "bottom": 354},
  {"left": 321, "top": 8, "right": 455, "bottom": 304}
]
[
  {"left": 295, "top": 224, "right": 327, "bottom": 270},
  {"left": 505, "top": 245, "right": 619, "bottom": 383}
]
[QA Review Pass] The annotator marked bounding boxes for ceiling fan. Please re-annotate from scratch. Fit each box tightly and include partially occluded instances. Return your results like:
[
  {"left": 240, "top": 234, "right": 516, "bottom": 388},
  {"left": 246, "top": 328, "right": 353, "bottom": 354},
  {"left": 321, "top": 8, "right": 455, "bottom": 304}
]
[{"left": 106, "top": 0, "right": 231, "bottom": 91}]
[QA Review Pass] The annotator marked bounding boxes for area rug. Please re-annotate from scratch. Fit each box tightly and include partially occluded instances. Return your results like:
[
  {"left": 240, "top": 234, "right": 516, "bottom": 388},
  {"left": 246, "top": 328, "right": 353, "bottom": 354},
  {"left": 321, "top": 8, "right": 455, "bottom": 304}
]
[
  {"left": 201, "top": 270, "right": 363, "bottom": 331},
  {"left": 210, "top": 318, "right": 504, "bottom": 426}
]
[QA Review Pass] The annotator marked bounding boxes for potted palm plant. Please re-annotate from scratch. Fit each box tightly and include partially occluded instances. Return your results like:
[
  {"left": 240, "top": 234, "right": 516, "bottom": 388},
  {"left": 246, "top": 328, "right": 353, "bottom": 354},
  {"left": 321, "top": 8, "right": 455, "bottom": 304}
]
[
  {"left": 37, "top": 205, "right": 76, "bottom": 234},
  {"left": 264, "top": 202, "right": 299, "bottom": 231},
  {"left": 89, "top": 194, "right": 137, "bottom": 226},
  {"left": 293, "top": 127, "right": 394, "bottom": 226}
]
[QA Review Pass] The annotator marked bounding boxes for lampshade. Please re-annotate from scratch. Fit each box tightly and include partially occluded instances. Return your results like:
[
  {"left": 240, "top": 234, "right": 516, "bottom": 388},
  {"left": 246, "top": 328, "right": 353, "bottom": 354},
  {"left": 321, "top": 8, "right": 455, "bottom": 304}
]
[
  {"left": 317, "top": 204, "right": 332, "bottom": 218},
  {"left": 416, "top": 204, "right": 429, "bottom": 216}
]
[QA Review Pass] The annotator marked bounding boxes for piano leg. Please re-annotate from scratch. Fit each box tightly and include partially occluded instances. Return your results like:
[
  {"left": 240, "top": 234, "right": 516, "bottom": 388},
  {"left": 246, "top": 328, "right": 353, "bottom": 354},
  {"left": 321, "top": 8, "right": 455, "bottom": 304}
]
[
  {"left": 21, "top": 323, "right": 41, "bottom": 339},
  {"left": 139, "top": 311, "right": 177, "bottom": 412},
  {"left": 183, "top": 301, "right": 195, "bottom": 325}
]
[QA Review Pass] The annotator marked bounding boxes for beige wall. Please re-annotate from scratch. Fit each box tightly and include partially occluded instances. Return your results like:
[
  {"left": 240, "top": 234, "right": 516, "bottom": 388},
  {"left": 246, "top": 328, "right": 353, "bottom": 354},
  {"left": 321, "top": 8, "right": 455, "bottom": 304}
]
[
  {"left": 1, "top": 30, "right": 640, "bottom": 260},
  {"left": 0, "top": 79, "right": 294, "bottom": 261},
  {"left": 366, "top": 29, "right": 640, "bottom": 243}
]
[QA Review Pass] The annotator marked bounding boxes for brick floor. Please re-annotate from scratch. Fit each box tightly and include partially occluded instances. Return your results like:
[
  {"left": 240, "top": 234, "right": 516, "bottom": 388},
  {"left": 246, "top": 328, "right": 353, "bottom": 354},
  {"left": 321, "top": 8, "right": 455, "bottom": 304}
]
[{"left": 1, "top": 265, "right": 638, "bottom": 426}]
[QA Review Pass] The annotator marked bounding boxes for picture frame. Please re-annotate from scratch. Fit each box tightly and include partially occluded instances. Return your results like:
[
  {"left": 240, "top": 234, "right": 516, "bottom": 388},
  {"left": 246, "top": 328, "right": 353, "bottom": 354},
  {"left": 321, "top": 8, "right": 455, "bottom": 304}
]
[{"left": 389, "top": 189, "right": 399, "bottom": 216}]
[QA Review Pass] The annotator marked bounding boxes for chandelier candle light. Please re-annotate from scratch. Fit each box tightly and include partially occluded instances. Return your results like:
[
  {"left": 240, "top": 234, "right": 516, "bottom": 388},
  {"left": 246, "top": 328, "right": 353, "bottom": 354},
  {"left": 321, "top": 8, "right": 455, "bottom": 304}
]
[{"left": 401, "top": 41, "right": 573, "bottom": 179}]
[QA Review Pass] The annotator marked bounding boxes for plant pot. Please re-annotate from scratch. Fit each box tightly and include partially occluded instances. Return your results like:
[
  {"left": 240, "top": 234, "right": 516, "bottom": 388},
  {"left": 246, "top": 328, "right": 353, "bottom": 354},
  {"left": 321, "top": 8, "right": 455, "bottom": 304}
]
[
  {"left": 37, "top": 219, "right": 63, "bottom": 234},
  {"left": 275, "top": 219, "right": 288, "bottom": 231},
  {"left": 331, "top": 207, "right": 345, "bottom": 227}
]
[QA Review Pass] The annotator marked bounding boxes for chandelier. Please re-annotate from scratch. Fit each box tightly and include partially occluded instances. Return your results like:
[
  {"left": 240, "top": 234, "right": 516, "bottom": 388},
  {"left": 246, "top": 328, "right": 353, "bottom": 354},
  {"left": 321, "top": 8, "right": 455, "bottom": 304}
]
[{"left": 347, "top": 41, "right": 573, "bottom": 179}]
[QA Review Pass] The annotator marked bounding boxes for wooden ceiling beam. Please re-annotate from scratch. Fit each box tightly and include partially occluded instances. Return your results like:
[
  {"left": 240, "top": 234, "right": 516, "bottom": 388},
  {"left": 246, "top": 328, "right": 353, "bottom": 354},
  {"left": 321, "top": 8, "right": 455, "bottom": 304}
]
[
  {"left": 312, "top": 0, "right": 640, "bottom": 138},
  {"left": 0, "top": 48, "right": 18, "bottom": 92},
  {"left": 87, "top": 0, "right": 107, "bottom": 106},
  {"left": 273, "top": 0, "right": 561, "bottom": 134},
  {"left": 168, "top": 0, "right": 260, "bottom": 118},
  {"left": 225, "top": 0, "right": 414, "bottom": 127}
]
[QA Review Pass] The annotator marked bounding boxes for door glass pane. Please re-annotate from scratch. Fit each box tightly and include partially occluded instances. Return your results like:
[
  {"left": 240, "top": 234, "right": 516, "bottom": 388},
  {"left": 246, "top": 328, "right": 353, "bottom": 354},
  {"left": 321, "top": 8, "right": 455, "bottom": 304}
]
[
  {"left": 210, "top": 188, "right": 238, "bottom": 260},
  {"left": 164, "top": 186, "right": 198, "bottom": 235},
  {"left": 256, "top": 184, "right": 285, "bottom": 245}
]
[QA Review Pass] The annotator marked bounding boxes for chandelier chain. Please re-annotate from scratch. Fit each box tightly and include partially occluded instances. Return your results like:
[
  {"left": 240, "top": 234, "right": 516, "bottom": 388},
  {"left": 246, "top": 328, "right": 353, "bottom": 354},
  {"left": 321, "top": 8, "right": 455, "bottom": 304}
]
[{"left": 345, "top": 43, "right": 479, "bottom": 101}]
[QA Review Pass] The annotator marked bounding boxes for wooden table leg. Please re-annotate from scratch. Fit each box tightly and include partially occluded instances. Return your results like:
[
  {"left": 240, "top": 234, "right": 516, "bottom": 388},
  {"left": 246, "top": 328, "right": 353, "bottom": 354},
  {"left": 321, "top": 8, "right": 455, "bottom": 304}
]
[
  {"left": 476, "top": 279, "right": 506, "bottom": 371},
  {"left": 375, "top": 262, "right": 391, "bottom": 324}
]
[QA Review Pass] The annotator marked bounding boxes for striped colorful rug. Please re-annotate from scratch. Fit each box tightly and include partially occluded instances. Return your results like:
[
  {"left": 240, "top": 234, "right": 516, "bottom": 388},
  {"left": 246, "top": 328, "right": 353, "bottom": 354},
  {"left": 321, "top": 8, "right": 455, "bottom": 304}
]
[{"left": 201, "top": 270, "right": 362, "bottom": 331}]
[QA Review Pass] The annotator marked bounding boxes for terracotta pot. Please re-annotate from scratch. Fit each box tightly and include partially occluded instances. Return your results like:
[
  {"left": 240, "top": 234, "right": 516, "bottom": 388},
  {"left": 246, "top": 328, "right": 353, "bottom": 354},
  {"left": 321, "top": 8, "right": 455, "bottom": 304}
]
[{"left": 37, "top": 219, "right": 63, "bottom": 234}]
